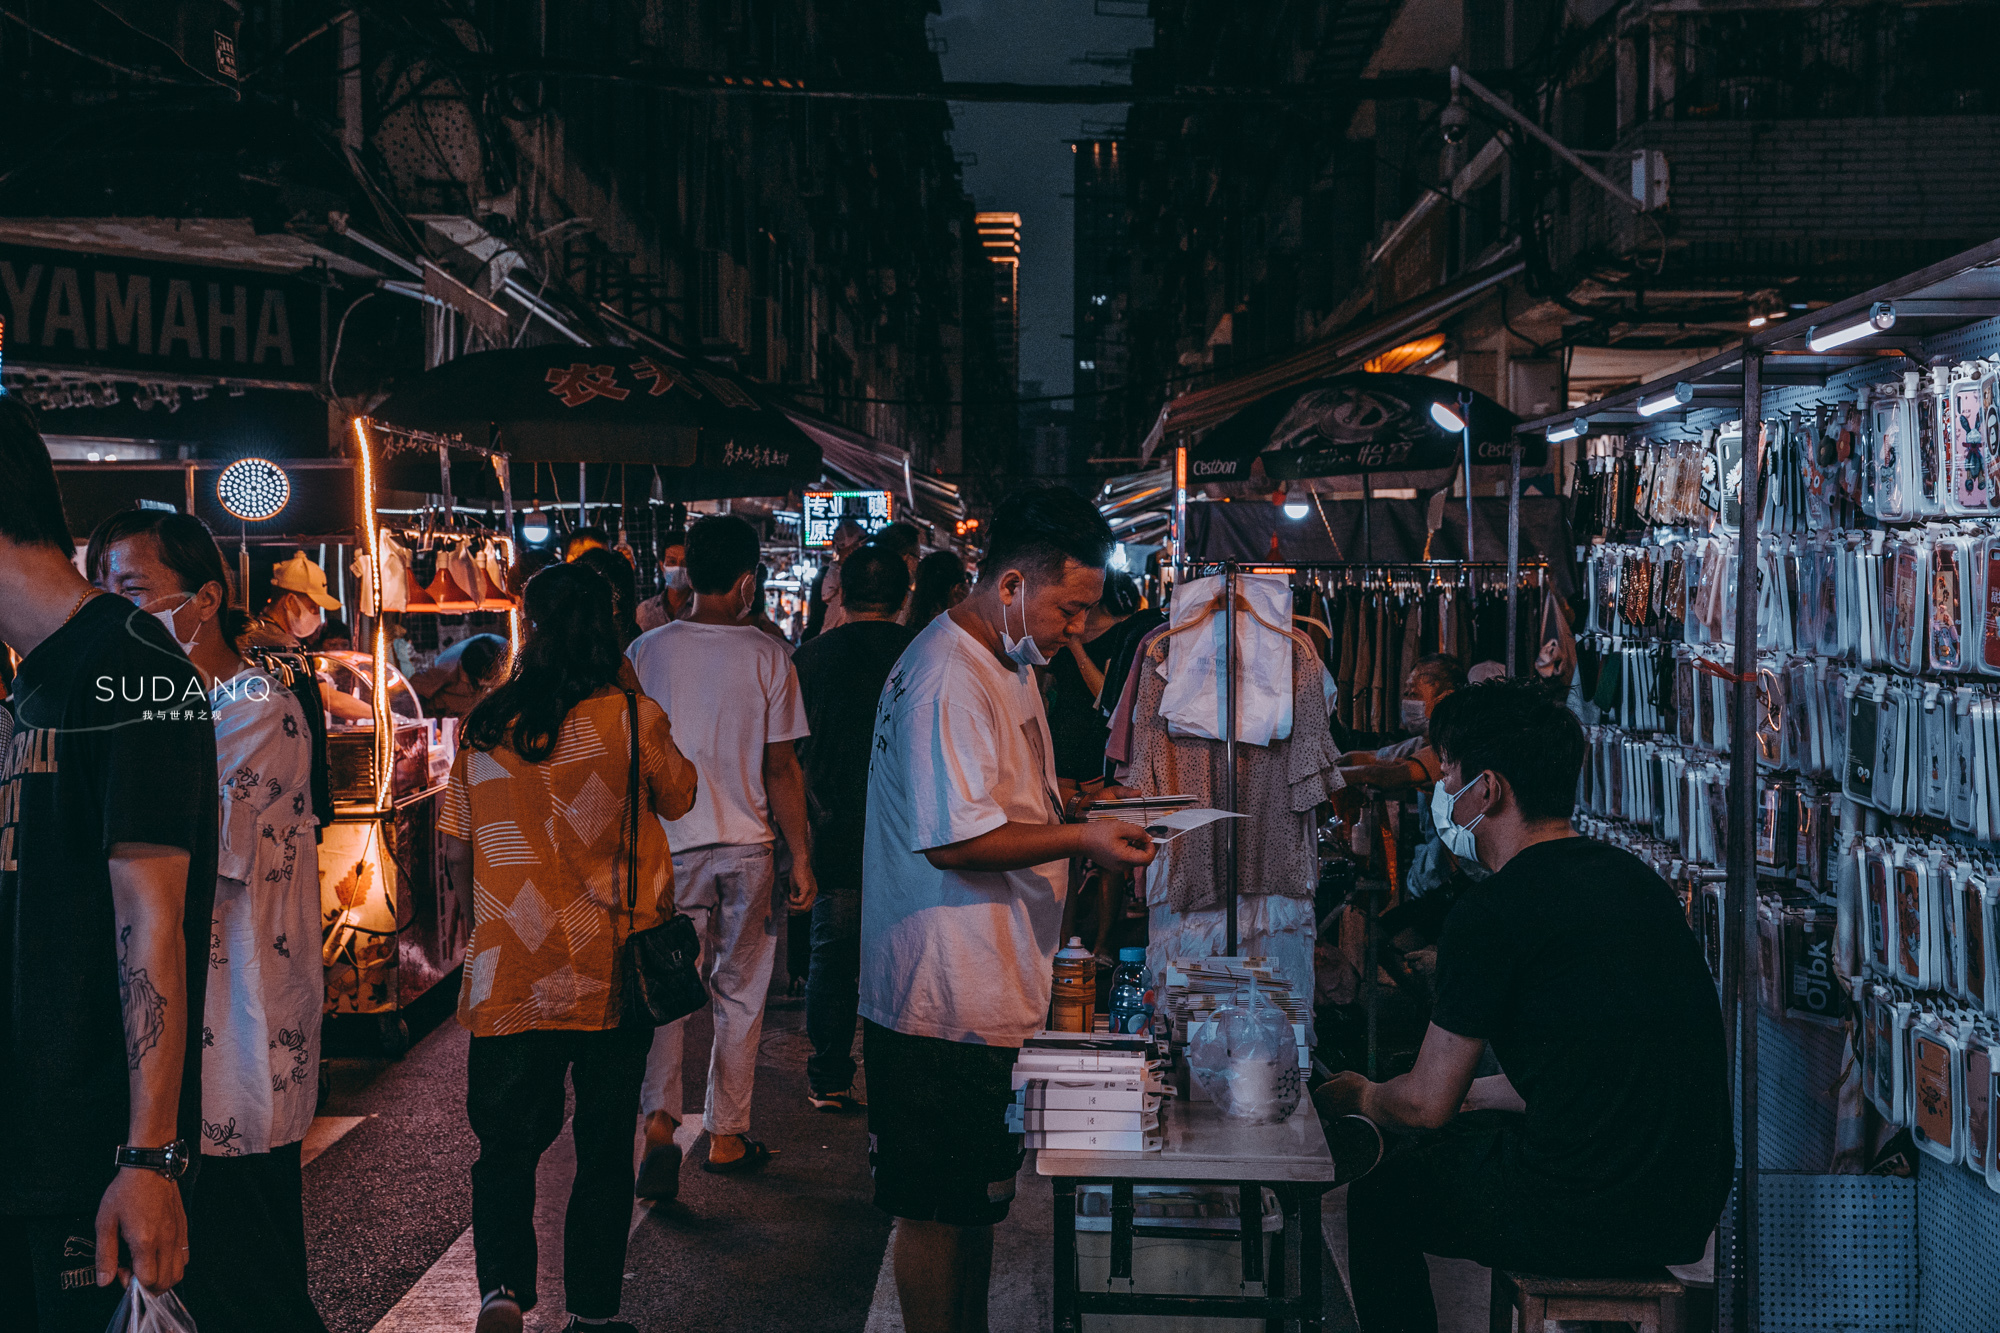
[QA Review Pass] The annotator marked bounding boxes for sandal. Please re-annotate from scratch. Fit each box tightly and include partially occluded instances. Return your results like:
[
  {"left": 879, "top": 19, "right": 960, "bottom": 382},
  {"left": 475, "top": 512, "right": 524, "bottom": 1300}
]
[
  {"left": 807, "top": 1089, "right": 865, "bottom": 1114},
  {"left": 700, "top": 1138, "right": 776, "bottom": 1174}
]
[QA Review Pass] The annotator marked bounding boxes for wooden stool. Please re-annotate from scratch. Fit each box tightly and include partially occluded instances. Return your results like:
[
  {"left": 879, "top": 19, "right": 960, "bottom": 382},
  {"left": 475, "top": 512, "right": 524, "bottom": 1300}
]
[{"left": 1489, "top": 1268, "right": 1686, "bottom": 1333}]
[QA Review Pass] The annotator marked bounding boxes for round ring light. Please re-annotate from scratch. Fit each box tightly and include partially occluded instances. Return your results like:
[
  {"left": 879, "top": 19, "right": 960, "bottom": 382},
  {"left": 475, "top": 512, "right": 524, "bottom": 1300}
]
[{"left": 216, "top": 457, "right": 290, "bottom": 522}]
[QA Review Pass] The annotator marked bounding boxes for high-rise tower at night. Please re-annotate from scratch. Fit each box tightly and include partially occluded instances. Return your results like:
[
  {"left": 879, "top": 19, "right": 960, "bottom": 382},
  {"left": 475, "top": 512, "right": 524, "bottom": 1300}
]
[{"left": 976, "top": 210, "right": 1023, "bottom": 390}]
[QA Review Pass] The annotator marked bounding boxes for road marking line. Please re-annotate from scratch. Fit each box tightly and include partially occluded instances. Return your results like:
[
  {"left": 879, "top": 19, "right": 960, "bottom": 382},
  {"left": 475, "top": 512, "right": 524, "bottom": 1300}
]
[
  {"left": 302, "top": 1115, "right": 371, "bottom": 1166},
  {"left": 369, "top": 1226, "right": 479, "bottom": 1333}
]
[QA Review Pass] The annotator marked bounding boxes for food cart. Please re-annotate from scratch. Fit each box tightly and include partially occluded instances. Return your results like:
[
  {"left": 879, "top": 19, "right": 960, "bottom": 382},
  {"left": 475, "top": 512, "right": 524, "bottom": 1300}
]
[{"left": 318, "top": 416, "right": 518, "bottom": 1054}]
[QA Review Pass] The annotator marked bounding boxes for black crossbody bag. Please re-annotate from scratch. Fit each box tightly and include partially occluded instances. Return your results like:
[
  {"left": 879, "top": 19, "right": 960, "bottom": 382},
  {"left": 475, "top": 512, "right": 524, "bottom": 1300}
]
[{"left": 617, "top": 688, "right": 708, "bottom": 1026}]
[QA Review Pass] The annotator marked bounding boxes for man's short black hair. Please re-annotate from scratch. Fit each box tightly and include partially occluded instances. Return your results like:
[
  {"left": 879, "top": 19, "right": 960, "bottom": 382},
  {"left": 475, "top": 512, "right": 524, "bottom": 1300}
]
[
  {"left": 1428, "top": 679, "right": 1585, "bottom": 822},
  {"left": 0, "top": 394, "right": 73, "bottom": 554},
  {"left": 684, "top": 514, "right": 762, "bottom": 594},
  {"left": 977, "top": 484, "right": 1114, "bottom": 581},
  {"left": 1101, "top": 572, "right": 1141, "bottom": 617},
  {"left": 877, "top": 521, "right": 921, "bottom": 556},
  {"left": 842, "top": 540, "right": 912, "bottom": 613},
  {"left": 565, "top": 526, "right": 611, "bottom": 556},
  {"left": 1406, "top": 653, "right": 1466, "bottom": 696}
]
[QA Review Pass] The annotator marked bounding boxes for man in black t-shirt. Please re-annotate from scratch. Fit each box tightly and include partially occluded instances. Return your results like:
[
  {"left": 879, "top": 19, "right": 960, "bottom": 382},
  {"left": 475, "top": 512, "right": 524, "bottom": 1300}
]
[
  {"left": 1314, "top": 681, "right": 1731, "bottom": 1333},
  {"left": 0, "top": 398, "right": 219, "bottom": 1330},
  {"left": 792, "top": 541, "right": 915, "bottom": 1111}
]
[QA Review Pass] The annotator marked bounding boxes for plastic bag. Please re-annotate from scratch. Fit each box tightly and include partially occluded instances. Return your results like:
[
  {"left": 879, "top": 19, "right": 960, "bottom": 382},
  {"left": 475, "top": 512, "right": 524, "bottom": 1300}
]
[
  {"left": 107, "top": 1283, "right": 199, "bottom": 1333},
  {"left": 1186, "top": 986, "right": 1301, "bottom": 1124}
]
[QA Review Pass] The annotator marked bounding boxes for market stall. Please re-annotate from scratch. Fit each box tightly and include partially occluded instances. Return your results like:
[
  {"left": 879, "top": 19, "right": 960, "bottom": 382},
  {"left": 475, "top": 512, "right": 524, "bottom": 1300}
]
[
  {"left": 1514, "top": 236, "right": 2000, "bottom": 1331},
  {"left": 322, "top": 417, "right": 520, "bottom": 1054}
]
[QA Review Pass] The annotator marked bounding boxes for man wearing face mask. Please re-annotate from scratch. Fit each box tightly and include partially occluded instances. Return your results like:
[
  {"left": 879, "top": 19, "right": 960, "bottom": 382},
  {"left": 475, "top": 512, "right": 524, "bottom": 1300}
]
[
  {"left": 861, "top": 486, "right": 1157, "bottom": 1333},
  {"left": 635, "top": 542, "right": 692, "bottom": 632},
  {"left": 252, "top": 554, "right": 371, "bottom": 727},
  {"left": 1337, "top": 655, "right": 1464, "bottom": 791},
  {"left": 625, "top": 514, "right": 815, "bottom": 1189},
  {"left": 1314, "top": 681, "right": 1731, "bottom": 1333}
]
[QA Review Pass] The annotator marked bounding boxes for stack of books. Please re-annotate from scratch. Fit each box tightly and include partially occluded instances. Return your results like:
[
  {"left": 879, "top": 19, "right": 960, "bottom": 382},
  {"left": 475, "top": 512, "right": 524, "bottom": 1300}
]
[
  {"left": 1080, "top": 793, "right": 1196, "bottom": 824},
  {"left": 1005, "top": 1031, "right": 1165, "bottom": 1152}
]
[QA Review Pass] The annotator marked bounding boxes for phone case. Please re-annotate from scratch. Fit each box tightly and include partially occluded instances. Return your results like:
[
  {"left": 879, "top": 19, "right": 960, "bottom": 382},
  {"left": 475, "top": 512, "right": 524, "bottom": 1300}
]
[
  {"left": 1911, "top": 1022, "right": 1963, "bottom": 1165},
  {"left": 1888, "top": 543, "right": 1925, "bottom": 674},
  {"left": 1951, "top": 373, "right": 1996, "bottom": 511},
  {"left": 1942, "top": 864, "right": 1964, "bottom": 997},
  {"left": 1922, "top": 687, "right": 1951, "bottom": 818},
  {"left": 1931, "top": 540, "right": 1966, "bottom": 672},
  {"left": 1863, "top": 840, "right": 1893, "bottom": 976},
  {"left": 1893, "top": 852, "right": 1930, "bottom": 988},
  {"left": 1874, "top": 395, "right": 1913, "bottom": 522},
  {"left": 1865, "top": 988, "right": 1899, "bottom": 1119},
  {"left": 1966, "top": 1037, "right": 1994, "bottom": 1179},
  {"left": 1964, "top": 874, "right": 1990, "bottom": 1012},
  {"left": 1846, "top": 683, "right": 1881, "bottom": 808},
  {"left": 1917, "top": 388, "right": 1944, "bottom": 516}
]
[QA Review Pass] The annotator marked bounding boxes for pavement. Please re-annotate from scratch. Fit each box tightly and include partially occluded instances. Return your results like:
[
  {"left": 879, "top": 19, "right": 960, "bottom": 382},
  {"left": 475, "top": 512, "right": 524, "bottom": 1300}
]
[{"left": 303, "top": 973, "right": 1493, "bottom": 1331}]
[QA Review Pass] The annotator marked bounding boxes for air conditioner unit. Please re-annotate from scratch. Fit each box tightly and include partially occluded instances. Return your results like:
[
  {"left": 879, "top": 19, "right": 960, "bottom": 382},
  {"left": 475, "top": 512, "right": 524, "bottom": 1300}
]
[{"left": 1631, "top": 149, "right": 1669, "bottom": 211}]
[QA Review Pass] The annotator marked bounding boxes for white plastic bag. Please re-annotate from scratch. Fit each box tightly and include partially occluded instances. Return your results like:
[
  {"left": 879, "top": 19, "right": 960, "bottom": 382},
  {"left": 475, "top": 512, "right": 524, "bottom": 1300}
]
[
  {"left": 107, "top": 1283, "right": 199, "bottom": 1333},
  {"left": 1158, "top": 572, "right": 1296, "bottom": 745},
  {"left": 1186, "top": 986, "right": 1301, "bottom": 1124}
]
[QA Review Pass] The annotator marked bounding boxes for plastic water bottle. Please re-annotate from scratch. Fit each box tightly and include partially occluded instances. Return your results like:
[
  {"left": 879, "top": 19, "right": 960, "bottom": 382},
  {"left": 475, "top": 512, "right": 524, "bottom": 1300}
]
[{"left": 1107, "top": 947, "right": 1153, "bottom": 1035}]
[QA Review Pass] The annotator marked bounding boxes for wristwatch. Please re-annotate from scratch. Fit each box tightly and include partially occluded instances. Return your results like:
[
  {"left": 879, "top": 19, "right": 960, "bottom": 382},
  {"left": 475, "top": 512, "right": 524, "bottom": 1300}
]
[{"left": 114, "top": 1141, "right": 190, "bottom": 1180}]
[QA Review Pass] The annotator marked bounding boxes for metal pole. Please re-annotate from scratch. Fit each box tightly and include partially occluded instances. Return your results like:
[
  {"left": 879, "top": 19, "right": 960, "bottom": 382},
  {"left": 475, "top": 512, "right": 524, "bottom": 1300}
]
[
  {"left": 1460, "top": 391, "right": 1476, "bottom": 563},
  {"left": 1723, "top": 349, "right": 1764, "bottom": 1333},
  {"left": 1174, "top": 440, "right": 1189, "bottom": 575},
  {"left": 1222, "top": 560, "right": 1239, "bottom": 956},
  {"left": 1361, "top": 472, "right": 1373, "bottom": 563},
  {"left": 1505, "top": 441, "right": 1522, "bottom": 676}
]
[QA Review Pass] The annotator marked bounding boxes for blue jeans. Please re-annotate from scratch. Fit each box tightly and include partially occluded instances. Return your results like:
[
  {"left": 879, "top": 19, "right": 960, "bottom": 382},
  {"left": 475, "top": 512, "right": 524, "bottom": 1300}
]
[{"left": 805, "top": 875, "right": 863, "bottom": 1095}]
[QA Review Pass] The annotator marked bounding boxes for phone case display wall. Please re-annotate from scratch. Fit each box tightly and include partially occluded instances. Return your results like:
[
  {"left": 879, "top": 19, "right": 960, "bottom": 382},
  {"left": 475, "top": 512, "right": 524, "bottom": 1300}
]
[{"left": 1573, "top": 357, "right": 2000, "bottom": 1330}]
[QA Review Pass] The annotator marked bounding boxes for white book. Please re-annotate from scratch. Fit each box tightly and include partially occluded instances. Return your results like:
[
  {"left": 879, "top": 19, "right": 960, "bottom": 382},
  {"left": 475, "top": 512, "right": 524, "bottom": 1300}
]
[
  {"left": 1022, "top": 1129, "right": 1162, "bottom": 1152},
  {"left": 1006, "top": 1107, "right": 1159, "bottom": 1132},
  {"left": 1013, "top": 1050, "right": 1150, "bottom": 1072},
  {"left": 1013, "top": 1076, "right": 1162, "bottom": 1108}
]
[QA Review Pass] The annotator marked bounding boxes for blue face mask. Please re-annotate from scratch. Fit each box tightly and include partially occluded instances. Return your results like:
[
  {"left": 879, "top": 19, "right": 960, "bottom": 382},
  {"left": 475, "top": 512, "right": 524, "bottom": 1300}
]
[{"left": 1000, "top": 576, "right": 1048, "bottom": 669}]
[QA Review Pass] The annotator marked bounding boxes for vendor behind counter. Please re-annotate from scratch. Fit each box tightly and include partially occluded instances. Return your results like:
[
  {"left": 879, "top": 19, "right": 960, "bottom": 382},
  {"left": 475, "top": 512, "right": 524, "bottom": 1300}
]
[{"left": 409, "top": 633, "right": 508, "bottom": 718}]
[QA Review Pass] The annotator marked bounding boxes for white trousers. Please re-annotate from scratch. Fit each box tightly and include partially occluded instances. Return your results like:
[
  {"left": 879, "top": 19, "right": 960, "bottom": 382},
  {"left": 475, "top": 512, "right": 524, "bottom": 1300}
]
[{"left": 642, "top": 842, "right": 780, "bottom": 1136}]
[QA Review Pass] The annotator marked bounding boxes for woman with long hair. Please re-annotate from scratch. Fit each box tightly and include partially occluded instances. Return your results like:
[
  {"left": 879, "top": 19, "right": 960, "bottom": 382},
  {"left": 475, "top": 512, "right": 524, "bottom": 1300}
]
[
  {"left": 444, "top": 563, "right": 698, "bottom": 1333},
  {"left": 905, "top": 549, "right": 970, "bottom": 631},
  {"left": 572, "top": 545, "right": 644, "bottom": 648},
  {"left": 89, "top": 508, "right": 328, "bottom": 1333}
]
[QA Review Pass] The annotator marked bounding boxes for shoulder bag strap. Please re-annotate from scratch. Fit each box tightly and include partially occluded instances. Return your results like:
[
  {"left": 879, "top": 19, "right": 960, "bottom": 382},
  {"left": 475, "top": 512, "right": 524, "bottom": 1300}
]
[{"left": 623, "top": 687, "right": 640, "bottom": 915}]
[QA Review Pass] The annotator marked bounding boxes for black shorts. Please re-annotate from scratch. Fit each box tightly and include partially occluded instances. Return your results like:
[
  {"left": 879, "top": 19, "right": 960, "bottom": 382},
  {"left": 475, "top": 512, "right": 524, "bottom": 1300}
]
[{"left": 863, "top": 1019, "right": 1024, "bottom": 1227}]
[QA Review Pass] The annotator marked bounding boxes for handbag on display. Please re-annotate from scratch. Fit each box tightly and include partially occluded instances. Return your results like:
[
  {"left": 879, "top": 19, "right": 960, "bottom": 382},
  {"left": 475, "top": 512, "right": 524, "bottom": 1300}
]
[{"left": 618, "top": 689, "right": 709, "bottom": 1028}]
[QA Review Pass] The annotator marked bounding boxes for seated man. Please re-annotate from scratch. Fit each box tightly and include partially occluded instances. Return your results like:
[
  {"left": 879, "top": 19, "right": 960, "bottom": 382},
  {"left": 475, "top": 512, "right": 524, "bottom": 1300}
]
[
  {"left": 1315, "top": 680, "right": 1731, "bottom": 1333},
  {"left": 1338, "top": 654, "right": 1465, "bottom": 791}
]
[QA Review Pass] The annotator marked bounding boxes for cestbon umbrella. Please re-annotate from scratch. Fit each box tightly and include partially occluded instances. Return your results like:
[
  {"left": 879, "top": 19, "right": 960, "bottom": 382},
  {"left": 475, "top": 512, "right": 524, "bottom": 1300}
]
[{"left": 1185, "top": 372, "right": 1532, "bottom": 486}]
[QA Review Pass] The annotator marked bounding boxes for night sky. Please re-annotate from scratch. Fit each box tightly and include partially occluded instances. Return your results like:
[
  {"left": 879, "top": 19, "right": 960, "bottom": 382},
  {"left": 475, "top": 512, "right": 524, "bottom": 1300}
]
[{"left": 931, "top": 0, "right": 1151, "bottom": 399}]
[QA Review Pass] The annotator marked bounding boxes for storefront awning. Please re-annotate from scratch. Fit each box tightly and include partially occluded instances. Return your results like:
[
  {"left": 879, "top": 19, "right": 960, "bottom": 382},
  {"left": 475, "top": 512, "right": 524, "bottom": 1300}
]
[
  {"left": 784, "top": 409, "right": 967, "bottom": 535},
  {"left": 1138, "top": 250, "right": 1525, "bottom": 461}
]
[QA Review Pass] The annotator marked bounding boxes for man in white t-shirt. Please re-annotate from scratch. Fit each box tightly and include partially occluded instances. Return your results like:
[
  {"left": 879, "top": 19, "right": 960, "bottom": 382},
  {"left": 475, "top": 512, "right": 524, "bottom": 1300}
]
[
  {"left": 862, "top": 485, "right": 1155, "bottom": 1333},
  {"left": 626, "top": 515, "right": 816, "bottom": 1195}
]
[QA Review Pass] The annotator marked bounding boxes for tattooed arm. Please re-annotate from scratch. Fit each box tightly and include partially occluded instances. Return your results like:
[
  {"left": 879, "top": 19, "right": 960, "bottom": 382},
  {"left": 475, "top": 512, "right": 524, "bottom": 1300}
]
[{"left": 99, "top": 842, "right": 190, "bottom": 1293}]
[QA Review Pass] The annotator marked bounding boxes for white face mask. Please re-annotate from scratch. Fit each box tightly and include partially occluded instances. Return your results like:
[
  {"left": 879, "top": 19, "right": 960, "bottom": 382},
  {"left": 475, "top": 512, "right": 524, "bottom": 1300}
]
[
  {"left": 1000, "top": 575, "right": 1049, "bottom": 668},
  {"left": 1400, "top": 697, "right": 1429, "bottom": 731},
  {"left": 1432, "top": 772, "right": 1487, "bottom": 866},
  {"left": 150, "top": 595, "right": 199, "bottom": 654},
  {"left": 659, "top": 565, "right": 690, "bottom": 591},
  {"left": 284, "top": 601, "right": 322, "bottom": 641}
]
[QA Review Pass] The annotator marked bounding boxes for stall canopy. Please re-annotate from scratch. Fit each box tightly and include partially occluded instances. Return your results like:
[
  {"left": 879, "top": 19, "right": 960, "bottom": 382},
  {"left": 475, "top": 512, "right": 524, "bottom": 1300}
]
[
  {"left": 1138, "top": 252, "right": 1526, "bottom": 462},
  {"left": 784, "top": 408, "right": 968, "bottom": 535},
  {"left": 1185, "top": 371, "right": 1534, "bottom": 489},
  {"left": 370, "top": 343, "right": 821, "bottom": 498}
]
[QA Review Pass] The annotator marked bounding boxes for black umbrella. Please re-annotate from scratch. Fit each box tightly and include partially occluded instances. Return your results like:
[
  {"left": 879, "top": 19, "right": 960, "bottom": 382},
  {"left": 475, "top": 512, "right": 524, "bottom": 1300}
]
[
  {"left": 1186, "top": 372, "right": 1533, "bottom": 485},
  {"left": 370, "top": 344, "right": 821, "bottom": 499}
]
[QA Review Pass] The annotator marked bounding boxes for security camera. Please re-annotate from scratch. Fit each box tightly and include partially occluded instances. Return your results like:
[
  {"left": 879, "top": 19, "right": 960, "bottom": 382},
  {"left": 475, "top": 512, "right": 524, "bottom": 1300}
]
[{"left": 1440, "top": 97, "right": 1470, "bottom": 145}]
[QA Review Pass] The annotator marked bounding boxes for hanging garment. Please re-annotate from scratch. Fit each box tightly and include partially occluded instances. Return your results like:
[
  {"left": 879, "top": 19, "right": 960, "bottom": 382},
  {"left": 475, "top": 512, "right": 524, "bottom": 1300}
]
[
  {"left": 1158, "top": 573, "right": 1301, "bottom": 746},
  {"left": 1337, "top": 590, "right": 1360, "bottom": 729},
  {"left": 1104, "top": 625, "right": 1170, "bottom": 773},
  {"left": 1131, "top": 636, "right": 1345, "bottom": 913}
]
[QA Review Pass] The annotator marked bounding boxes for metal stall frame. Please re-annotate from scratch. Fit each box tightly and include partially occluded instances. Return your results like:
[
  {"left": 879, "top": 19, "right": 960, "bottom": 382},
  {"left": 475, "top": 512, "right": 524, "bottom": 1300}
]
[
  {"left": 1511, "top": 235, "right": 2000, "bottom": 1333},
  {"left": 1173, "top": 429, "right": 1538, "bottom": 955}
]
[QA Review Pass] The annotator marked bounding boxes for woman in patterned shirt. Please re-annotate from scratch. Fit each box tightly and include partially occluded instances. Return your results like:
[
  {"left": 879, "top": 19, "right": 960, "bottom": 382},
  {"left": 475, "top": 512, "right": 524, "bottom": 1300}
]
[{"left": 442, "top": 562, "right": 697, "bottom": 1333}]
